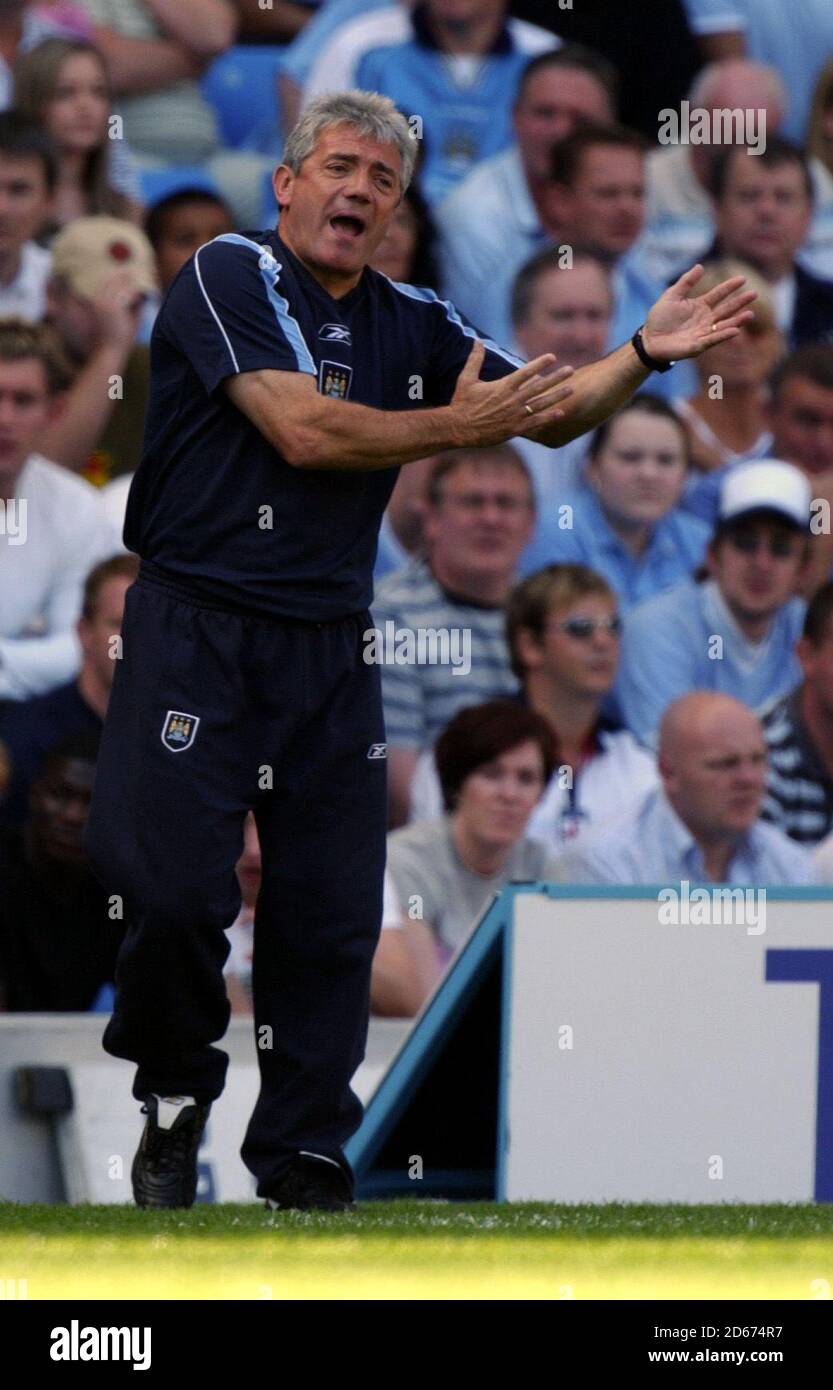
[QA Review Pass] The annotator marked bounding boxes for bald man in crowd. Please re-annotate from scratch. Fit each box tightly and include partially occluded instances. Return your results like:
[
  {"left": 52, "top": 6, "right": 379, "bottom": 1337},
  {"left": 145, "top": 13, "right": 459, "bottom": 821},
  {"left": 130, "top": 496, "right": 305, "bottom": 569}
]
[{"left": 557, "top": 692, "right": 814, "bottom": 885}]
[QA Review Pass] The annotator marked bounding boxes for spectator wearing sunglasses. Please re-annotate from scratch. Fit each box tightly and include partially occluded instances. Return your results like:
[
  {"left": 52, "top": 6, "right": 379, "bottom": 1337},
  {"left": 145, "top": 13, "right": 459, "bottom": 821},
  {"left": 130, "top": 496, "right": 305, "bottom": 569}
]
[
  {"left": 617, "top": 460, "right": 811, "bottom": 749},
  {"left": 556, "top": 691, "right": 815, "bottom": 887},
  {"left": 409, "top": 564, "right": 658, "bottom": 849},
  {"left": 519, "top": 395, "right": 710, "bottom": 610}
]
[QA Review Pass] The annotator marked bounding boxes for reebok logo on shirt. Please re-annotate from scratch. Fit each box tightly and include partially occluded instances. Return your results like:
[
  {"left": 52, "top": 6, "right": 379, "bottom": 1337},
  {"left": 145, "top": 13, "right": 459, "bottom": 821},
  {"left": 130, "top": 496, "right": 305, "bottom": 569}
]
[{"left": 319, "top": 323, "right": 352, "bottom": 344}]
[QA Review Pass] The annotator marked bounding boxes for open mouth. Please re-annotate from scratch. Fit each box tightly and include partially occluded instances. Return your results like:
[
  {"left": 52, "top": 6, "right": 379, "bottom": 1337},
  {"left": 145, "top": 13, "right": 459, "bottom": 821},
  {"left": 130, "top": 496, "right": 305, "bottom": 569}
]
[{"left": 329, "top": 214, "right": 366, "bottom": 239}]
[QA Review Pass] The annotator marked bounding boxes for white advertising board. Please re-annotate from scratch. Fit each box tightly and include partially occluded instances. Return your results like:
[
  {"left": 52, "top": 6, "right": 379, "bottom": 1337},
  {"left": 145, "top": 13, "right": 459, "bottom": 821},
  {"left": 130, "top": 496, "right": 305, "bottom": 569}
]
[{"left": 501, "top": 889, "right": 833, "bottom": 1203}]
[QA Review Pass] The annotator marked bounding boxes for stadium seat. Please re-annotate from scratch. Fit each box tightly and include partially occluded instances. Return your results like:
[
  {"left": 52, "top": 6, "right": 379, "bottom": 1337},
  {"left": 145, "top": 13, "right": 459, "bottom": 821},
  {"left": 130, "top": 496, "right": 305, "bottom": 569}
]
[
  {"left": 201, "top": 45, "right": 283, "bottom": 149},
  {"left": 138, "top": 166, "right": 222, "bottom": 207}
]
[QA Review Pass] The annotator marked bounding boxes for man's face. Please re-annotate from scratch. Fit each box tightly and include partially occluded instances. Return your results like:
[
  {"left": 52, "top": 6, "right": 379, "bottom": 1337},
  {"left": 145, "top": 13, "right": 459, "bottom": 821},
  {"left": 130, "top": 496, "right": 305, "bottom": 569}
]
[
  {"left": 155, "top": 200, "right": 235, "bottom": 292},
  {"left": 768, "top": 376, "right": 833, "bottom": 477},
  {"left": 514, "top": 67, "right": 612, "bottom": 182},
  {"left": 716, "top": 154, "right": 811, "bottom": 279},
  {"left": 662, "top": 715, "right": 768, "bottom": 838},
  {"left": 547, "top": 146, "right": 644, "bottom": 259},
  {"left": 78, "top": 575, "right": 132, "bottom": 693},
  {"left": 0, "top": 154, "right": 52, "bottom": 258},
  {"left": 522, "top": 591, "right": 620, "bottom": 699},
  {"left": 0, "top": 357, "right": 57, "bottom": 491},
  {"left": 708, "top": 517, "right": 806, "bottom": 624},
  {"left": 424, "top": 462, "right": 535, "bottom": 582},
  {"left": 515, "top": 261, "right": 611, "bottom": 367},
  {"left": 274, "top": 124, "right": 403, "bottom": 294},
  {"left": 456, "top": 738, "right": 546, "bottom": 847},
  {"left": 29, "top": 755, "right": 96, "bottom": 866}
]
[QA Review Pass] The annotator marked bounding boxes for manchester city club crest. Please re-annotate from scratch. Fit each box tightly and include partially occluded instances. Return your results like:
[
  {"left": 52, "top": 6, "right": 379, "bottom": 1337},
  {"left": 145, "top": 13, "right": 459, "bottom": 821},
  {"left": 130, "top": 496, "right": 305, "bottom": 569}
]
[
  {"left": 318, "top": 359, "right": 353, "bottom": 399},
  {"left": 161, "top": 710, "right": 200, "bottom": 752}
]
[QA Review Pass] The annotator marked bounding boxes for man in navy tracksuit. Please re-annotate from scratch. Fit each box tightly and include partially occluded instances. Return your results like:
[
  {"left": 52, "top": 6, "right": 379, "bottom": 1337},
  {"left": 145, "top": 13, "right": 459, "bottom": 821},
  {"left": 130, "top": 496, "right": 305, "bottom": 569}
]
[{"left": 84, "top": 89, "right": 755, "bottom": 1211}]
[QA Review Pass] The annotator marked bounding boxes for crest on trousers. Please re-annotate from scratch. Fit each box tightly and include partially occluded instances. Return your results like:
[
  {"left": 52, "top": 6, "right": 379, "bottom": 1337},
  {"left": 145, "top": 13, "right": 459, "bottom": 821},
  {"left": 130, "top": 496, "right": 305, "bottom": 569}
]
[{"left": 161, "top": 710, "right": 200, "bottom": 752}]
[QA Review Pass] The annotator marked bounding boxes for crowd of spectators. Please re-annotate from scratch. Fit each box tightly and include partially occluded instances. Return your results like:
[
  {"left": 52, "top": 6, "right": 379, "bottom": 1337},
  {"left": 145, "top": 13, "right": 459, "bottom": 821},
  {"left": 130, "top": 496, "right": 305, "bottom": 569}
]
[{"left": 2, "top": 0, "right": 833, "bottom": 1019}]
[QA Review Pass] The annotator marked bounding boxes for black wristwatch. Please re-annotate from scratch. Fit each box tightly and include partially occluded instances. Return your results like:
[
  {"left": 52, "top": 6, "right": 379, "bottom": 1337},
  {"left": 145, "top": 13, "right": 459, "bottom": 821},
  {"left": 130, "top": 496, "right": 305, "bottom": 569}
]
[{"left": 631, "top": 325, "right": 674, "bottom": 373}]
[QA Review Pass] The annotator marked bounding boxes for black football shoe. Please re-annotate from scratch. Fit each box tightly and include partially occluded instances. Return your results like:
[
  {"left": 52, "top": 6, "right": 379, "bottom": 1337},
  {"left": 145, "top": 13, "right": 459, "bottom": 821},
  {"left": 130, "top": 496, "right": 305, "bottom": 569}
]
[
  {"left": 131, "top": 1094, "right": 211, "bottom": 1209},
  {"left": 264, "top": 1152, "right": 354, "bottom": 1212}
]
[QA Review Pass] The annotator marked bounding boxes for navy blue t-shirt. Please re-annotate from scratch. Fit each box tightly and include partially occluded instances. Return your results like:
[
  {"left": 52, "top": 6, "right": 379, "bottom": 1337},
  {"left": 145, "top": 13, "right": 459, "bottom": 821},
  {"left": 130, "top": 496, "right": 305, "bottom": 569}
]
[{"left": 125, "top": 229, "right": 524, "bottom": 621}]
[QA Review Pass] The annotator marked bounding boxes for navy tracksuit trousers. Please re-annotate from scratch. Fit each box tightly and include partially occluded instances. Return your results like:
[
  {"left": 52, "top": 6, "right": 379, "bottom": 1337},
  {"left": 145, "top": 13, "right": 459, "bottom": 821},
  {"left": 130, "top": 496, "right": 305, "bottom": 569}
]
[{"left": 84, "top": 566, "right": 388, "bottom": 1197}]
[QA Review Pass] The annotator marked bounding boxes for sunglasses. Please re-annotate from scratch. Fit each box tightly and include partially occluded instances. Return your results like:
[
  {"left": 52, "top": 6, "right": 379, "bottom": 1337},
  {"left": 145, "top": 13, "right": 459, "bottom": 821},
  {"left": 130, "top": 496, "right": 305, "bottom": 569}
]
[
  {"left": 553, "top": 615, "right": 623, "bottom": 640},
  {"left": 725, "top": 530, "right": 803, "bottom": 559}
]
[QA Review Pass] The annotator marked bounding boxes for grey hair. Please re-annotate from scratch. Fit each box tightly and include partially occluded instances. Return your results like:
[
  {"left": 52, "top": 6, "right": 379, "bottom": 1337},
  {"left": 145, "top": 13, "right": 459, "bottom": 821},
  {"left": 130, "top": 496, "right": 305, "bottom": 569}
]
[{"left": 283, "top": 90, "right": 417, "bottom": 194}]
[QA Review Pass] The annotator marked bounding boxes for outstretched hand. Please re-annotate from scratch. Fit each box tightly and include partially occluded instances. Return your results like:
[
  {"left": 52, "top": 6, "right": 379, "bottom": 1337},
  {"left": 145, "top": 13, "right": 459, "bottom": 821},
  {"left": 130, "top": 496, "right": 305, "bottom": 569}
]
[
  {"left": 449, "top": 340, "right": 574, "bottom": 448},
  {"left": 642, "top": 264, "right": 758, "bottom": 364}
]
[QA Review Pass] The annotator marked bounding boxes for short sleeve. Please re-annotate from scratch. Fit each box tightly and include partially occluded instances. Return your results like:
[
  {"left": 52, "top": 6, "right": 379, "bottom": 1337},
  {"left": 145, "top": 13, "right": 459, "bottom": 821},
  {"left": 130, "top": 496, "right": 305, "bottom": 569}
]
[
  {"left": 160, "top": 236, "right": 317, "bottom": 396},
  {"left": 419, "top": 292, "right": 525, "bottom": 406}
]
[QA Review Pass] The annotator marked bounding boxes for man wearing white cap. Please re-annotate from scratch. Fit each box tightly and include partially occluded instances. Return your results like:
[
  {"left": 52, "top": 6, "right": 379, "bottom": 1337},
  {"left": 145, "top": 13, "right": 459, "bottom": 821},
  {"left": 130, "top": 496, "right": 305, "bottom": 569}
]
[
  {"left": 617, "top": 459, "right": 811, "bottom": 747},
  {"left": 39, "top": 216, "right": 158, "bottom": 487}
]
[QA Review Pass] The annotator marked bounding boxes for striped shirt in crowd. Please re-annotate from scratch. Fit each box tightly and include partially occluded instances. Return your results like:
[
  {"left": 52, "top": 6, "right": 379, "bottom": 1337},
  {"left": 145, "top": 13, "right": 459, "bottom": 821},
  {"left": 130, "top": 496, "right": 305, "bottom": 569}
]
[
  {"left": 761, "top": 689, "right": 833, "bottom": 846},
  {"left": 370, "top": 555, "right": 518, "bottom": 750}
]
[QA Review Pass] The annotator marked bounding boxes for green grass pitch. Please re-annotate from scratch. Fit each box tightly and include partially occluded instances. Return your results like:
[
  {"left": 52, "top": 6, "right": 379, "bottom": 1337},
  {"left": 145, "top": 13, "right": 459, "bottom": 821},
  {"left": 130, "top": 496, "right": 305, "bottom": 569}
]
[{"left": 2, "top": 1202, "right": 833, "bottom": 1299}]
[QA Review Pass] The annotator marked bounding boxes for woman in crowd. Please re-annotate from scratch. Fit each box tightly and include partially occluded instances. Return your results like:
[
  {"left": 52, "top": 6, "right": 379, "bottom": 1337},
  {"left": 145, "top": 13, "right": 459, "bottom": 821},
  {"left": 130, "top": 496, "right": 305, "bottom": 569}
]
[
  {"left": 386, "top": 701, "right": 563, "bottom": 975},
  {"left": 520, "top": 394, "right": 710, "bottom": 610},
  {"left": 671, "top": 260, "right": 781, "bottom": 524},
  {"left": 14, "top": 36, "right": 142, "bottom": 234},
  {"left": 369, "top": 182, "right": 440, "bottom": 292}
]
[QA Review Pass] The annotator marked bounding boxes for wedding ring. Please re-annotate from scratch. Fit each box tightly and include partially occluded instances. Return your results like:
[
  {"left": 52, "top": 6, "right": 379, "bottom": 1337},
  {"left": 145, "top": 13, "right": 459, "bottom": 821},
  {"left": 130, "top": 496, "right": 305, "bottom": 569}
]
[
  {"left": 524, "top": 404, "right": 534, "bottom": 415},
  {"left": 711, "top": 323, "right": 717, "bottom": 332}
]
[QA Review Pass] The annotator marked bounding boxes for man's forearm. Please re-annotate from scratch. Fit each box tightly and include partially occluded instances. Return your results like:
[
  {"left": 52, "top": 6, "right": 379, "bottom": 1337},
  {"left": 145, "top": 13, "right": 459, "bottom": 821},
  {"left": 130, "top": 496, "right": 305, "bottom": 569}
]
[
  {"left": 526, "top": 342, "right": 652, "bottom": 449},
  {"left": 92, "top": 28, "right": 205, "bottom": 91},
  {"left": 299, "top": 403, "right": 464, "bottom": 469},
  {"left": 39, "top": 343, "right": 131, "bottom": 473},
  {"left": 143, "top": 0, "right": 237, "bottom": 55},
  {"left": 245, "top": 377, "right": 466, "bottom": 471}
]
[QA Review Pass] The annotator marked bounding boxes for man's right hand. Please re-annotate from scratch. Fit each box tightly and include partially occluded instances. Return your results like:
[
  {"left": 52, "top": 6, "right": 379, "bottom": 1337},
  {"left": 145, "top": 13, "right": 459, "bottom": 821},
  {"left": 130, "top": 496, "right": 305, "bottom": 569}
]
[{"left": 449, "top": 340, "right": 574, "bottom": 449}]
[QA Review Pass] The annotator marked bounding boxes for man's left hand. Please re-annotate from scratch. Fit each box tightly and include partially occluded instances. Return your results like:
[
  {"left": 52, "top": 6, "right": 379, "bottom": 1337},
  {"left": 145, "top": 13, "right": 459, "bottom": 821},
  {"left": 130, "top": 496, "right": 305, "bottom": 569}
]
[{"left": 642, "top": 264, "right": 757, "bottom": 364}]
